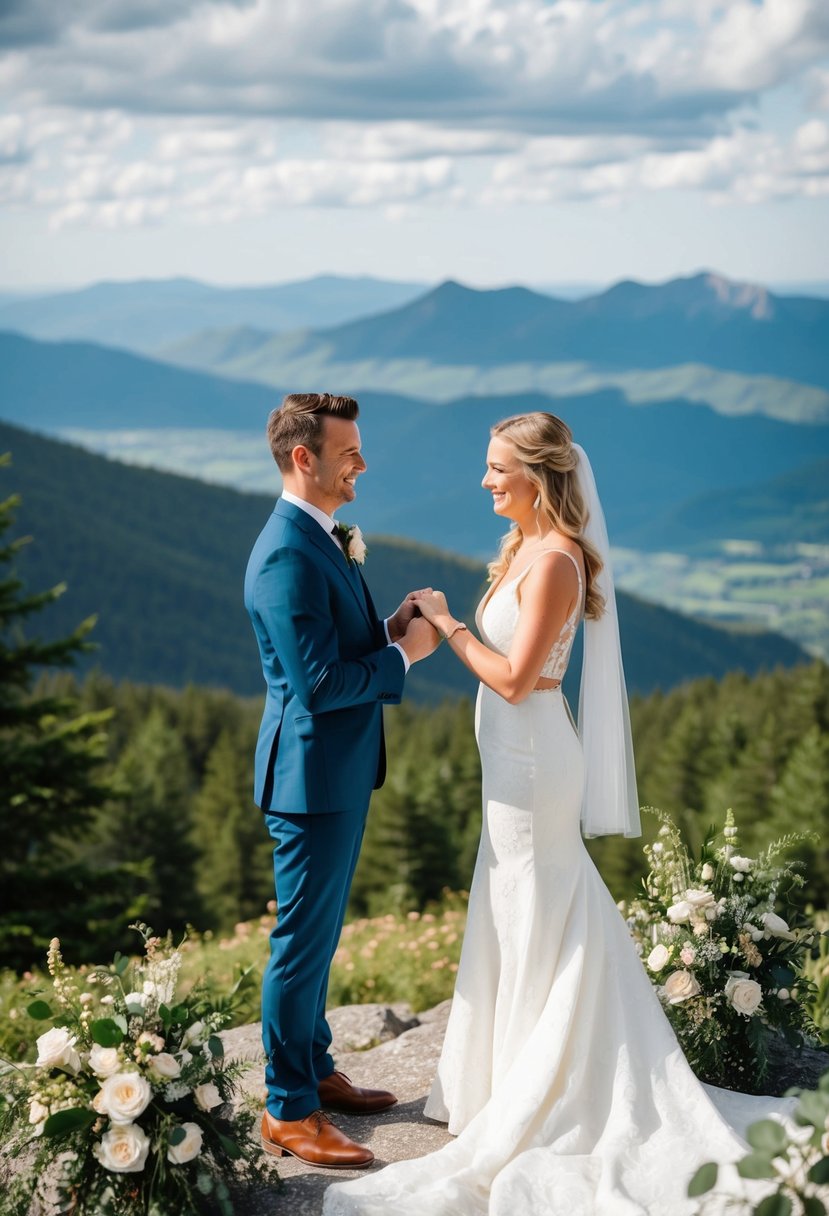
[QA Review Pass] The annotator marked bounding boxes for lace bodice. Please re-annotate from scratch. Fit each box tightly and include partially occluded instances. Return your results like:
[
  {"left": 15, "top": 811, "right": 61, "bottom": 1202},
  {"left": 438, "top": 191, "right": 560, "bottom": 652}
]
[{"left": 475, "top": 549, "right": 583, "bottom": 684}]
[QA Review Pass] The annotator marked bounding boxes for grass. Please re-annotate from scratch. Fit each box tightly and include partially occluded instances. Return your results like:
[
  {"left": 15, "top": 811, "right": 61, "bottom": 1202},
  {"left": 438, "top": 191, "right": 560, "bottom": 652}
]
[{"left": 2, "top": 893, "right": 825, "bottom": 1069}]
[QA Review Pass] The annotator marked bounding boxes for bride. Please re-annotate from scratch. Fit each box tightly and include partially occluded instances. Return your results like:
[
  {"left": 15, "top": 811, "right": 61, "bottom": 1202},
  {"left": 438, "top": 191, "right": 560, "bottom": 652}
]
[{"left": 323, "top": 411, "right": 789, "bottom": 1216}]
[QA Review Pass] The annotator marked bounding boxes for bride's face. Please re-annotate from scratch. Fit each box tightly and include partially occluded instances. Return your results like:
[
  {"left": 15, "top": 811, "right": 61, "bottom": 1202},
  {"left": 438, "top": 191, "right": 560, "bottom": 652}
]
[{"left": 482, "top": 436, "right": 536, "bottom": 522}]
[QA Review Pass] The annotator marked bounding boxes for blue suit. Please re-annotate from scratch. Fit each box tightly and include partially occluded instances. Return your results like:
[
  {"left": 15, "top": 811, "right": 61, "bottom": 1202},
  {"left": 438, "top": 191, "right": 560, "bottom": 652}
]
[{"left": 244, "top": 496, "right": 406, "bottom": 1118}]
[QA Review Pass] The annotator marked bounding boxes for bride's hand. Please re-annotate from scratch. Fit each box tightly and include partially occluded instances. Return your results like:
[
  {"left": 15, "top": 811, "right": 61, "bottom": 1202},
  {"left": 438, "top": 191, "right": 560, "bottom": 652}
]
[{"left": 411, "top": 589, "right": 450, "bottom": 625}]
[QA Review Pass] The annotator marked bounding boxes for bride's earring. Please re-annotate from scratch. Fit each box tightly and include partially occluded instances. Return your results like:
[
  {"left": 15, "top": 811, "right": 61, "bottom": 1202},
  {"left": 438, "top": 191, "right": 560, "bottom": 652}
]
[{"left": 533, "top": 494, "right": 541, "bottom": 509}]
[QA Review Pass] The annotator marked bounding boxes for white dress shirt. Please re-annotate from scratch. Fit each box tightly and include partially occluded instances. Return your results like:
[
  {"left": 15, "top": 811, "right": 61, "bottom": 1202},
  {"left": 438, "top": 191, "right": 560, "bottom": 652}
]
[{"left": 280, "top": 490, "right": 409, "bottom": 673}]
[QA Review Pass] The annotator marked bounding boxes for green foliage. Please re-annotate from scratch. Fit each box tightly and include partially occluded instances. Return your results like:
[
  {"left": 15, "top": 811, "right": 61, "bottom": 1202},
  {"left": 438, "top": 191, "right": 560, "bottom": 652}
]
[
  {"left": 0, "top": 460, "right": 148, "bottom": 971},
  {"left": 0, "top": 927, "right": 274, "bottom": 1216},
  {"left": 625, "top": 807, "right": 825, "bottom": 1092},
  {"left": 691, "top": 1067, "right": 829, "bottom": 1214}
]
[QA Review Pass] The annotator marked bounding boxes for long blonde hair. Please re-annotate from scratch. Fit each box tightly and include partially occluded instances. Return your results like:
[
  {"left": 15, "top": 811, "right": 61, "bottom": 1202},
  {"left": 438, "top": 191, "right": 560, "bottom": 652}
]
[{"left": 487, "top": 412, "right": 605, "bottom": 620}]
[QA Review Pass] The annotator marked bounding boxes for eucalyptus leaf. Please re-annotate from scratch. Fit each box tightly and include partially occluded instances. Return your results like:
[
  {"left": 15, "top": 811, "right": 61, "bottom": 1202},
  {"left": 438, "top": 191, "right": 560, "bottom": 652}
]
[
  {"left": 755, "top": 1195, "right": 792, "bottom": 1216},
  {"left": 686, "top": 1162, "right": 718, "bottom": 1197},
  {"left": 169, "top": 1126, "right": 187, "bottom": 1147},
  {"left": 746, "top": 1119, "right": 788, "bottom": 1155},
  {"left": 90, "top": 1018, "right": 124, "bottom": 1048},
  {"left": 43, "top": 1107, "right": 96, "bottom": 1138},
  {"left": 196, "top": 1173, "right": 213, "bottom": 1195},
  {"left": 808, "top": 1156, "right": 829, "bottom": 1185},
  {"left": 208, "top": 1035, "right": 224, "bottom": 1059},
  {"left": 27, "top": 1000, "right": 53, "bottom": 1020},
  {"left": 803, "top": 1196, "right": 826, "bottom": 1216},
  {"left": 736, "top": 1153, "right": 777, "bottom": 1180}
]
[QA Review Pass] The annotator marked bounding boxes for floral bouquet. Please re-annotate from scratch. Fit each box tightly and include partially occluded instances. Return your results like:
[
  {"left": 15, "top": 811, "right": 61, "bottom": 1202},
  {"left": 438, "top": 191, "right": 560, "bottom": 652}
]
[
  {"left": 0, "top": 924, "right": 272, "bottom": 1216},
  {"left": 624, "top": 808, "right": 825, "bottom": 1093}
]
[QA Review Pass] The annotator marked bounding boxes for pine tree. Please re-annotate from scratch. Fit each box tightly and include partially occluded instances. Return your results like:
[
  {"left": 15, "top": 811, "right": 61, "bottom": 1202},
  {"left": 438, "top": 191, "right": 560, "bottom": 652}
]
[
  {"left": 0, "top": 460, "right": 146, "bottom": 969},
  {"left": 101, "top": 707, "right": 205, "bottom": 932},
  {"left": 192, "top": 728, "right": 272, "bottom": 929},
  {"left": 768, "top": 725, "right": 829, "bottom": 909}
]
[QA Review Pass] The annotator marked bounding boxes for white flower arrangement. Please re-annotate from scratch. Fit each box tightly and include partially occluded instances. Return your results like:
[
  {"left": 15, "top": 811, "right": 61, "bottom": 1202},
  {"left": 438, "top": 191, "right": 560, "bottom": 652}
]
[
  {"left": 1, "top": 924, "right": 271, "bottom": 1216},
  {"left": 623, "top": 808, "right": 825, "bottom": 1092}
]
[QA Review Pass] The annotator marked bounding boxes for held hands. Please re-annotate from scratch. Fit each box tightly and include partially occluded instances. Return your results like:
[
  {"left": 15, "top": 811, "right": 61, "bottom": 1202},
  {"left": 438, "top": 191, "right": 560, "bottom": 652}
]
[
  {"left": 411, "top": 589, "right": 451, "bottom": 631},
  {"left": 399, "top": 614, "right": 441, "bottom": 664},
  {"left": 387, "top": 588, "right": 434, "bottom": 642}
]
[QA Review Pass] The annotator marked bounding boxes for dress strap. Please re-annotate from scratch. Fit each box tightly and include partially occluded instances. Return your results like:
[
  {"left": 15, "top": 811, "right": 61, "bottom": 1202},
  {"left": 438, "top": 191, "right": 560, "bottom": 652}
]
[{"left": 513, "top": 548, "right": 583, "bottom": 607}]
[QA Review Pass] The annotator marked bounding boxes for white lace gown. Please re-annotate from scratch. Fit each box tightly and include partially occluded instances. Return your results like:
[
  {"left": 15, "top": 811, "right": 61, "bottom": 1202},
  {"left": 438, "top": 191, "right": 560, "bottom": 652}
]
[{"left": 324, "top": 553, "right": 789, "bottom": 1216}]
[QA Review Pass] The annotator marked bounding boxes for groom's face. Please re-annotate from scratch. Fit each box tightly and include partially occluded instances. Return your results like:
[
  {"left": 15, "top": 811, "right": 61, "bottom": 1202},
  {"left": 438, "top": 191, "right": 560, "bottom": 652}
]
[{"left": 310, "top": 416, "right": 366, "bottom": 514}]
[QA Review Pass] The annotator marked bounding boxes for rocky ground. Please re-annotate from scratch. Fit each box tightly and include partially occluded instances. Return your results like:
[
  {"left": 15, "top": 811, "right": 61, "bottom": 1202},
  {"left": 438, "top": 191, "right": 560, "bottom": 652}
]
[
  {"left": 5, "top": 1001, "right": 827, "bottom": 1215},
  {"left": 224, "top": 1001, "right": 454, "bottom": 1215}
]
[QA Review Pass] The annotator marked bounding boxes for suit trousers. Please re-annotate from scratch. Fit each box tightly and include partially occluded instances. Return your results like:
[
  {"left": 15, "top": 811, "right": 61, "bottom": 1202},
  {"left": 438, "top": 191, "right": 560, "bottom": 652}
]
[{"left": 262, "top": 805, "right": 368, "bottom": 1120}]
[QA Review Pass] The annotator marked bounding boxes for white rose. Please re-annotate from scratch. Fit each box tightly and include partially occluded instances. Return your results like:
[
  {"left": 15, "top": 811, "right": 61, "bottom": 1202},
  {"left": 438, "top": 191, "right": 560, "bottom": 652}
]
[
  {"left": 148, "top": 1052, "right": 181, "bottom": 1081},
  {"left": 662, "top": 970, "right": 702, "bottom": 1005},
  {"left": 167, "top": 1121, "right": 203, "bottom": 1164},
  {"left": 96, "top": 1072, "right": 152, "bottom": 1125},
  {"left": 193, "top": 1082, "right": 222, "bottom": 1112},
  {"left": 89, "top": 1045, "right": 121, "bottom": 1079},
  {"left": 700, "top": 863, "right": 715, "bottom": 881},
  {"left": 685, "top": 889, "right": 716, "bottom": 910},
  {"left": 36, "top": 1027, "right": 81, "bottom": 1074},
  {"left": 667, "top": 900, "right": 693, "bottom": 924},
  {"left": 729, "top": 855, "right": 752, "bottom": 873},
  {"left": 29, "top": 1098, "right": 49, "bottom": 1133},
  {"left": 182, "top": 1021, "right": 207, "bottom": 1048},
  {"left": 724, "top": 972, "right": 763, "bottom": 1017},
  {"left": 94, "top": 1123, "right": 150, "bottom": 1174},
  {"left": 347, "top": 526, "right": 367, "bottom": 565},
  {"left": 646, "top": 944, "right": 671, "bottom": 972},
  {"left": 761, "top": 912, "right": 796, "bottom": 942}
]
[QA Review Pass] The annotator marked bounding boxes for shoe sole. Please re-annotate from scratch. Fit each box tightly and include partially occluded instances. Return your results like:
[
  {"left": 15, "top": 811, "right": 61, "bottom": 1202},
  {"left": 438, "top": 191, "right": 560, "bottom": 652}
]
[
  {"left": 319, "top": 1098, "right": 398, "bottom": 1115},
  {"left": 261, "top": 1136, "right": 374, "bottom": 1169}
]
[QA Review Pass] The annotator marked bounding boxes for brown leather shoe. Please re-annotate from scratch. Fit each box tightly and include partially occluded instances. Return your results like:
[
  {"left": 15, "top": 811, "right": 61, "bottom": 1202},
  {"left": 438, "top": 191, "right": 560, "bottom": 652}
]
[
  {"left": 318, "top": 1069, "right": 397, "bottom": 1114},
  {"left": 260, "top": 1109, "right": 374, "bottom": 1169}
]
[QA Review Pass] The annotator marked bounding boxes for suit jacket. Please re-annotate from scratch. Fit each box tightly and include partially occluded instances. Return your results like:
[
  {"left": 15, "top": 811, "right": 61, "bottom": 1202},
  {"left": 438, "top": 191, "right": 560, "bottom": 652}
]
[{"left": 244, "top": 497, "right": 406, "bottom": 815}]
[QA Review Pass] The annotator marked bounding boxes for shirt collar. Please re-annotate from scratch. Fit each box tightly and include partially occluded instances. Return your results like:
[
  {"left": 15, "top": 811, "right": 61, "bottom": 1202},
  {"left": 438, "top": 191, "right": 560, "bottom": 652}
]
[{"left": 280, "top": 489, "right": 338, "bottom": 538}]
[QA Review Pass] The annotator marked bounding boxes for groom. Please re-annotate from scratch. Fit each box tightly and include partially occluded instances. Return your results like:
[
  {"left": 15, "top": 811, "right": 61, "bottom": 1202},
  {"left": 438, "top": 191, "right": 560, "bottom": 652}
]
[{"left": 244, "top": 392, "right": 438, "bottom": 1169}]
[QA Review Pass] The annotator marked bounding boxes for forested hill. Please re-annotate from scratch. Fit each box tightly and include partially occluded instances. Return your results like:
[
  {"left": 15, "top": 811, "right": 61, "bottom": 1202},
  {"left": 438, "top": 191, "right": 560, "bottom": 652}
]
[{"left": 0, "top": 420, "right": 806, "bottom": 701}]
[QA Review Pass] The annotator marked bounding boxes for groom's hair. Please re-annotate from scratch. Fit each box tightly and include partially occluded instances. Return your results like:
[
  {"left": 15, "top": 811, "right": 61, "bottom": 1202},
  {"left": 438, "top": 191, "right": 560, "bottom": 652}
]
[{"left": 268, "top": 393, "right": 360, "bottom": 472}]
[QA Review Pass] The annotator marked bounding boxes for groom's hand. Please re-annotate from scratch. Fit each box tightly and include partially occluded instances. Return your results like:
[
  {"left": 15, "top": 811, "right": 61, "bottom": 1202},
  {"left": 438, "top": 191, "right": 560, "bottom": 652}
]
[
  {"left": 398, "top": 616, "right": 440, "bottom": 664},
  {"left": 387, "top": 589, "right": 433, "bottom": 642}
]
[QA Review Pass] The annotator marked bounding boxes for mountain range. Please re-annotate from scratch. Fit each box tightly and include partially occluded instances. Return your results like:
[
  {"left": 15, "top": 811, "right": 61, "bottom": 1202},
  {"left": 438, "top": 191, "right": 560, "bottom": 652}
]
[
  {"left": 0, "top": 274, "right": 427, "bottom": 355},
  {"left": 159, "top": 274, "right": 829, "bottom": 421},
  {"left": 3, "top": 329, "right": 829, "bottom": 555},
  {"left": 0, "top": 420, "right": 806, "bottom": 703}
]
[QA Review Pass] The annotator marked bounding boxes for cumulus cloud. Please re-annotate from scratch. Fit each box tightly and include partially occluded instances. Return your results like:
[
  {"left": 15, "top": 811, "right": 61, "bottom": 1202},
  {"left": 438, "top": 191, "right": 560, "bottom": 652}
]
[
  {"left": 1, "top": 0, "right": 827, "bottom": 228},
  {"left": 5, "top": 0, "right": 827, "bottom": 129}
]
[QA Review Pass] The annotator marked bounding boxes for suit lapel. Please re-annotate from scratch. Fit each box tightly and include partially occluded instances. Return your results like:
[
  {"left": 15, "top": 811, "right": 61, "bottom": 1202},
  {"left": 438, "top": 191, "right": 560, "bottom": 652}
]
[{"left": 274, "top": 498, "right": 374, "bottom": 629}]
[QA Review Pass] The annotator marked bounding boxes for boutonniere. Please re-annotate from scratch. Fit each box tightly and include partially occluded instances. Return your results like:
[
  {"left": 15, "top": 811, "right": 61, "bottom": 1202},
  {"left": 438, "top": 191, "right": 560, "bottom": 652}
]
[{"left": 336, "top": 522, "right": 367, "bottom": 566}]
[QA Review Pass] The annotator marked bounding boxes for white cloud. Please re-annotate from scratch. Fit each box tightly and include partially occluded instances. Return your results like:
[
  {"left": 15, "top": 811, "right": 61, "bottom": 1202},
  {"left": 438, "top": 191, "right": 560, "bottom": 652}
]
[{"left": 1, "top": 0, "right": 827, "bottom": 231}]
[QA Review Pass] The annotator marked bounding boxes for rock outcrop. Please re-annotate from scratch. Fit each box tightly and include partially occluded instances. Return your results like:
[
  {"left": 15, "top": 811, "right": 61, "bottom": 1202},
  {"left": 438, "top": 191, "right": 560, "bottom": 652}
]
[{"left": 224, "top": 1001, "right": 452, "bottom": 1215}]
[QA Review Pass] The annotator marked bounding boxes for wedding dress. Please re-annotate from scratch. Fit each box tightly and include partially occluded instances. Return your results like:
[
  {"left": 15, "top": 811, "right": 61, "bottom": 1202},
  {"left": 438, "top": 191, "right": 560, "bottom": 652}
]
[{"left": 323, "top": 552, "right": 790, "bottom": 1216}]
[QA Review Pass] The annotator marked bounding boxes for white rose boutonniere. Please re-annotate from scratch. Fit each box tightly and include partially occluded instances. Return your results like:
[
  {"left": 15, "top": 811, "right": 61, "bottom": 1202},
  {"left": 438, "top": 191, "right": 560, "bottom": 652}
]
[{"left": 337, "top": 522, "right": 367, "bottom": 566}]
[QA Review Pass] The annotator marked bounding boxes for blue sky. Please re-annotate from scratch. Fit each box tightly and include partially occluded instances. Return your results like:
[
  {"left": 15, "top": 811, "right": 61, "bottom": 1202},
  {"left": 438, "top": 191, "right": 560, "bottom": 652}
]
[{"left": 1, "top": 0, "right": 828, "bottom": 289}]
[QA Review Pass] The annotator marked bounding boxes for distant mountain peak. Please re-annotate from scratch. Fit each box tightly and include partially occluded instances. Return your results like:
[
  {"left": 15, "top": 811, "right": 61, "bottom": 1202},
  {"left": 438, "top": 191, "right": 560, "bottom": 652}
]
[{"left": 701, "top": 272, "right": 773, "bottom": 320}]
